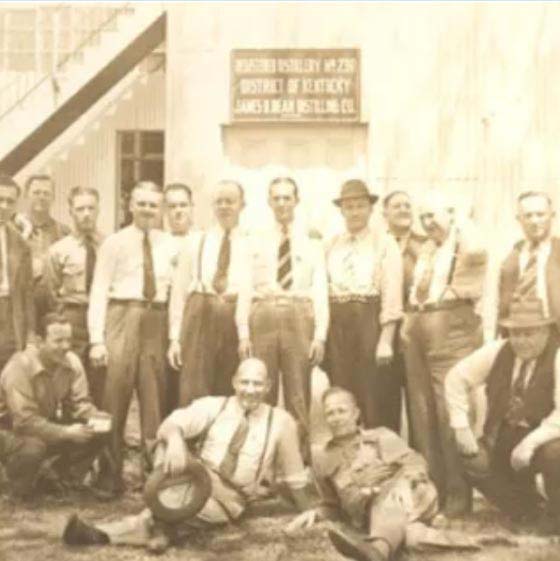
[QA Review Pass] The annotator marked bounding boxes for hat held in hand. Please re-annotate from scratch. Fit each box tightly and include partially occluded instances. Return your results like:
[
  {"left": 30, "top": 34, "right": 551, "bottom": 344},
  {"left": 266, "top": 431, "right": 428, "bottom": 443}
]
[
  {"left": 144, "top": 461, "right": 212, "bottom": 524},
  {"left": 500, "top": 296, "right": 555, "bottom": 330}
]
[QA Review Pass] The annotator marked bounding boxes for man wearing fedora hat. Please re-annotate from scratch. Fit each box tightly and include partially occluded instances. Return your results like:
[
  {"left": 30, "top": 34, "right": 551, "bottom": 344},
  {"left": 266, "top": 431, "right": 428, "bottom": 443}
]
[
  {"left": 323, "top": 179, "right": 403, "bottom": 428},
  {"left": 403, "top": 191, "right": 487, "bottom": 517},
  {"left": 446, "top": 296, "right": 560, "bottom": 530},
  {"left": 62, "top": 358, "right": 310, "bottom": 552}
]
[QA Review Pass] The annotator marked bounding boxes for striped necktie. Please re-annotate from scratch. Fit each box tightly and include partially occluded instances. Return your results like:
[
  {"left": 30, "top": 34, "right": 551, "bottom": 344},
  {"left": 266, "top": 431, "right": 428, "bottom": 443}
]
[
  {"left": 342, "top": 235, "right": 357, "bottom": 289},
  {"left": 277, "top": 227, "right": 293, "bottom": 290},
  {"left": 514, "top": 244, "right": 538, "bottom": 299}
]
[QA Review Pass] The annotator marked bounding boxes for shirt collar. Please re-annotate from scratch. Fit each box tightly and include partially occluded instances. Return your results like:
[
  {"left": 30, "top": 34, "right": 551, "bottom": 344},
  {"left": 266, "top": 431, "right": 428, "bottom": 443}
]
[
  {"left": 231, "top": 397, "right": 267, "bottom": 419},
  {"left": 523, "top": 237, "right": 551, "bottom": 252},
  {"left": 27, "top": 346, "right": 74, "bottom": 378},
  {"left": 72, "top": 229, "right": 101, "bottom": 244},
  {"left": 344, "top": 226, "right": 370, "bottom": 243}
]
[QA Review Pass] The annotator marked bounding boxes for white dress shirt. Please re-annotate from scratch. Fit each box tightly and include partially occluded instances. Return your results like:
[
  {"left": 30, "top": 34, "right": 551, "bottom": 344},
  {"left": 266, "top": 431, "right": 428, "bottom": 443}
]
[
  {"left": 247, "top": 223, "right": 329, "bottom": 342},
  {"left": 326, "top": 227, "right": 403, "bottom": 325},
  {"left": 88, "top": 225, "right": 177, "bottom": 344},
  {"left": 446, "top": 339, "right": 560, "bottom": 455},
  {"left": 168, "top": 226, "right": 251, "bottom": 341}
]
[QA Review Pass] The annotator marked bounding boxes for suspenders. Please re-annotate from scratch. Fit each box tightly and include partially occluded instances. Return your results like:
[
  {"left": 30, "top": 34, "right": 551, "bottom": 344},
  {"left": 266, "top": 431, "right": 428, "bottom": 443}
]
[{"left": 439, "top": 237, "right": 461, "bottom": 302}]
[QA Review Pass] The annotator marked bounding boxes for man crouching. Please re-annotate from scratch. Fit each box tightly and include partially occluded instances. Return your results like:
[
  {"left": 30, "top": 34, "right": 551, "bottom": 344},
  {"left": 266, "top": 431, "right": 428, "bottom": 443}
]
[
  {"left": 62, "top": 358, "right": 311, "bottom": 552},
  {"left": 288, "top": 386, "right": 446, "bottom": 561}
]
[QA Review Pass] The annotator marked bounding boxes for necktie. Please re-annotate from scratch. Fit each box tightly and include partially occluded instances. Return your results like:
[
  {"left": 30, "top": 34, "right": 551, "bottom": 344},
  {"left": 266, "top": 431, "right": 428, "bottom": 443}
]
[
  {"left": 212, "top": 230, "right": 231, "bottom": 294},
  {"left": 506, "top": 360, "right": 532, "bottom": 427},
  {"left": 219, "top": 411, "right": 250, "bottom": 481},
  {"left": 415, "top": 247, "right": 437, "bottom": 304},
  {"left": 142, "top": 230, "right": 156, "bottom": 302},
  {"left": 342, "top": 236, "right": 357, "bottom": 289},
  {"left": 277, "top": 227, "right": 293, "bottom": 290},
  {"left": 514, "top": 244, "right": 538, "bottom": 300},
  {"left": 84, "top": 234, "right": 96, "bottom": 293}
]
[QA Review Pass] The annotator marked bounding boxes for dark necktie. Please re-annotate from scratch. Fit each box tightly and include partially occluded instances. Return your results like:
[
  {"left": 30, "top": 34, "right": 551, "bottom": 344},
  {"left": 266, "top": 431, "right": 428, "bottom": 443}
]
[
  {"left": 142, "top": 230, "right": 156, "bottom": 302},
  {"left": 277, "top": 228, "right": 293, "bottom": 290},
  {"left": 506, "top": 360, "right": 532, "bottom": 427},
  {"left": 219, "top": 411, "right": 250, "bottom": 480},
  {"left": 212, "top": 230, "right": 231, "bottom": 294},
  {"left": 84, "top": 234, "right": 96, "bottom": 293}
]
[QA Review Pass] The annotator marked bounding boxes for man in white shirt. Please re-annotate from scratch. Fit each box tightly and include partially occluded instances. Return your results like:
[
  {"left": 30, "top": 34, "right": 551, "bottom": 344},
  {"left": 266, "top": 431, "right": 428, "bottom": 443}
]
[
  {"left": 324, "top": 180, "right": 403, "bottom": 429},
  {"left": 163, "top": 182, "right": 193, "bottom": 414},
  {"left": 446, "top": 297, "right": 560, "bottom": 531},
  {"left": 88, "top": 181, "right": 177, "bottom": 493},
  {"left": 403, "top": 192, "right": 487, "bottom": 517},
  {"left": 499, "top": 191, "right": 560, "bottom": 332},
  {"left": 62, "top": 358, "right": 310, "bottom": 552},
  {"left": 168, "top": 180, "right": 251, "bottom": 406},
  {"left": 247, "top": 177, "right": 329, "bottom": 455}
]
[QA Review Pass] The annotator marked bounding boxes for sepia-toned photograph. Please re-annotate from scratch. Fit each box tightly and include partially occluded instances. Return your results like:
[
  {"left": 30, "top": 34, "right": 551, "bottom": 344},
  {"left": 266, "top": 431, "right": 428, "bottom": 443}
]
[{"left": 1, "top": 1, "right": 560, "bottom": 560}]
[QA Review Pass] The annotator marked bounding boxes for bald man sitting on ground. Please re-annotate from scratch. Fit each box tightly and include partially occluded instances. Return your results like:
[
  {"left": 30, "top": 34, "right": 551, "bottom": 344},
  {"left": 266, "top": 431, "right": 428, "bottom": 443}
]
[{"left": 62, "top": 358, "right": 311, "bottom": 553}]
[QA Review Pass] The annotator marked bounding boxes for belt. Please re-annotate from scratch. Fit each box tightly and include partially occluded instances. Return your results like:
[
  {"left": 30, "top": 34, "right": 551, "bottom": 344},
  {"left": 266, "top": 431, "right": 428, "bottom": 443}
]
[
  {"left": 253, "top": 294, "right": 311, "bottom": 306},
  {"left": 109, "top": 299, "right": 167, "bottom": 311},
  {"left": 330, "top": 294, "right": 380, "bottom": 305},
  {"left": 62, "top": 301, "right": 88, "bottom": 309},
  {"left": 406, "top": 298, "right": 473, "bottom": 313},
  {"left": 191, "top": 291, "right": 238, "bottom": 303}
]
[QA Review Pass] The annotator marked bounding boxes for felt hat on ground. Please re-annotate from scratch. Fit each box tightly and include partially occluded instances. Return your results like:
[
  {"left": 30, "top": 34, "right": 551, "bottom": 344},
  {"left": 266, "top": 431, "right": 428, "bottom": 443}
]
[
  {"left": 144, "top": 461, "right": 212, "bottom": 524},
  {"left": 499, "top": 296, "right": 556, "bottom": 330},
  {"left": 333, "top": 179, "right": 379, "bottom": 207}
]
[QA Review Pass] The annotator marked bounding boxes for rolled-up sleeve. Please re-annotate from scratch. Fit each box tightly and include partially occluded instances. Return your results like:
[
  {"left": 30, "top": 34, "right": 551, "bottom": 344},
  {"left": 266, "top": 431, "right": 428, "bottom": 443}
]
[
  {"left": 378, "top": 236, "right": 404, "bottom": 325},
  {"left": 445, "top": 340, "right": 505, "bottom": 429},
  {"left": 157, "top": 396, "right": 224, "bottom": 441}
]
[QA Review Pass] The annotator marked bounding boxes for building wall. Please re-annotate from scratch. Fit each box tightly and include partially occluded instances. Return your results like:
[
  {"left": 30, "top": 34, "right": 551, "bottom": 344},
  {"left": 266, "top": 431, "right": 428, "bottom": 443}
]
[
  {"left": 166, "top": 1, "right": 560, "bottom": 242},
  {"left": 39, "top": 67, "right": 165, "bottom": 235}
]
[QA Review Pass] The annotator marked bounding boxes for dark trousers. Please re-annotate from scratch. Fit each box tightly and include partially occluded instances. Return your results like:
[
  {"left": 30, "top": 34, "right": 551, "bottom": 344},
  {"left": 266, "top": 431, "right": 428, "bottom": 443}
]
[
  {"left": 461, "top": 427, "right": 560, "bottom": 519},
  {"left": 178, "top": 293, "right": 239, "bottom": 407},
  {"left": 0, "top": 297, "right": 17, "bottom": 373},
  {"left": 0, "top": 428, "right": 107, "bottom": 497},
  {"left": 324, "top": 299, "right": 386, "bottom": 429},
  {"left": 404, "top": 303, "right": 482, "bottom": 515},
  {"left": 102, "top": 302, "right": 168, "bottom": 489},
  {"left": 250, "top": 297, "right": 314, "bottom": 444},
  {"left": 63, "top": 304, "right": 106, "bottom": 407}
]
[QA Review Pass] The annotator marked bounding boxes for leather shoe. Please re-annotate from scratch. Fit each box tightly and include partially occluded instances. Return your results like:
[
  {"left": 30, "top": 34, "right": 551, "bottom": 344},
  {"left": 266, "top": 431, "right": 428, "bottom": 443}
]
[
  {"left": 63, "top": 514, "right": 109, "bottom": 546},
  {"left": 328, "top": 528, "right": 386, "bottom": 561}
]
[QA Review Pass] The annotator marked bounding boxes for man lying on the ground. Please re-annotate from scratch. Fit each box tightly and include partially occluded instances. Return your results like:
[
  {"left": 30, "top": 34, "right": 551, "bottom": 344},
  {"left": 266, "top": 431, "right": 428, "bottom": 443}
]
[
  {"left": 62, "top": 357, "right": 311, "bottom": 553},
  {"left": 0, "top": 312, "right": 111, "bottom": 499},
  {"left": 287, "top": 386, "right": 487, "bottom": 561},
  {"left": 446, "top": 295, "right": 560, "bottom": 533}
]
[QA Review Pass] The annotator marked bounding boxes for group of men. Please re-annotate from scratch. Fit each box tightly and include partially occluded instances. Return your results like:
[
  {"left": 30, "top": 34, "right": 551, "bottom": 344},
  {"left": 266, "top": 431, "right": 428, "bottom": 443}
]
[{"left": 0, "top": 169, "right": 559, "bottom": 561}]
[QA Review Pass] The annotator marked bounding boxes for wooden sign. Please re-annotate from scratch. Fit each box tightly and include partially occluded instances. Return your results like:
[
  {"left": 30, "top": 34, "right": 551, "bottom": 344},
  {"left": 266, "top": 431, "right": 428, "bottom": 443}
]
[{"left": 231, "top": 48, "right": 360, "bottom": 122}]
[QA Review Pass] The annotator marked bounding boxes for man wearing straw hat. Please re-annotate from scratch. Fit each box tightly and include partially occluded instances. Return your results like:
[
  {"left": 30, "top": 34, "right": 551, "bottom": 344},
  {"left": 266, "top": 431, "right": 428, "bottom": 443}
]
[
  {"left": 323, "top": 180, "right": 403, "bottom": 428},
  {"left": 446, "top": 296, "right": 560, "bottom": 532}
]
